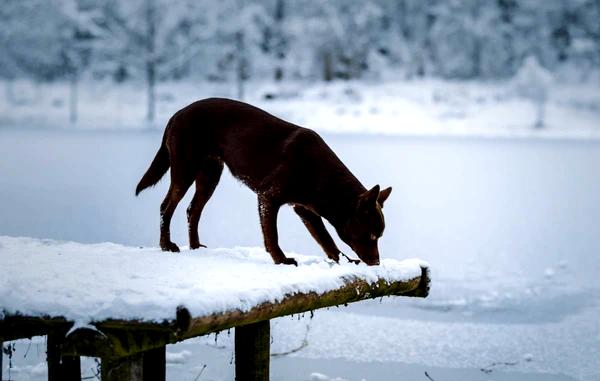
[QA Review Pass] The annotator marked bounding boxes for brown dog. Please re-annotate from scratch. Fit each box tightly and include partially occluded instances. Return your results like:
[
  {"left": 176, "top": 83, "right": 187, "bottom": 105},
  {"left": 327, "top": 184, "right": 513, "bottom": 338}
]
[{"left": 136, "top": 98, "right": 391, "bottom": 266}]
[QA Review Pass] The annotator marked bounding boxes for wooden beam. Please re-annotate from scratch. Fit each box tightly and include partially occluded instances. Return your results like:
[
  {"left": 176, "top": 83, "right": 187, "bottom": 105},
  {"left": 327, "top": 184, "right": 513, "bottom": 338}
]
[
  {"left": 1, "top": 267, "right": 429, "bottom": 360},
  {"left": 0, "top": 317, "right": 69, "bottom": 341},
  {"left": 235, "top": 320, "right": 270, "bottom": 381},
  {"left": 61, "top": 326, "right": 171, "bottom": 359},
  {"left": 47, "top": 331, "right": 81, "bottom": 381},
  {"left": 181, "top": 267, "right": 429, "bottom": 340}
]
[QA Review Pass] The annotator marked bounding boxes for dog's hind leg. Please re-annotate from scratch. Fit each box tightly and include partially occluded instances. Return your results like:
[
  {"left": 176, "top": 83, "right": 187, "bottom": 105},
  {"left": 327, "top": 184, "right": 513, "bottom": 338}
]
[
  {"left": 160, "top": 166, "right": 195, "bottom": 252},
  {"left": 258, "top": 196, "right": 297, "bottom": 266},
  {"left": 187, "top": 159, "right": 224, "bottom": 249},
  {"left": 293, "top": 205, "right": 341, "bottom": 262}
]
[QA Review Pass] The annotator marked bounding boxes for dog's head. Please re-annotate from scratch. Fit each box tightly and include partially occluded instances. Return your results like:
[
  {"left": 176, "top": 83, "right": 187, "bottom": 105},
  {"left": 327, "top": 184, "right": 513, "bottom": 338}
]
[{"left": 336, "top": 185, "right": 392, "bottom": 266}]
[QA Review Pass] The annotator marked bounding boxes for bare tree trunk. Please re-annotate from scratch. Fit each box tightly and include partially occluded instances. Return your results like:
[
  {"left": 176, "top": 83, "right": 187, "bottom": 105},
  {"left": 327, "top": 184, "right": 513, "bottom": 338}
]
[
  {"left": 471, "top": 2, "right": 482, "bottom": 78},
  {"left": 322, "top": 49, "right": 333, "bottom": 82},
  {"left": 5, "top": 78, "right": 15, "bottom": 104},
  {"left": 420, "top": 10, "right": 435, "bottom": 77},
  {"left": 397, "top": 0, "right": 409, "bottom": 40},
  {"left": 236, "top": 31, "right": 246, "bottom": 100},
  {"left": 273, "top": 0, "right": 285, "bottom": 81},
  {"left": 145, "top": 0, "right": 156, "bottom": 123},
  {"left": 396, "top": 0, "right": 416, "bottom": 78},
  {"left": 147, "top": 62, "right": 156, "bottom": 123},
  {"left": 69, "top": 74, "right": 78, "bottom": 124},
  {"left": 534, "top": 96, "right": 546, "bottom": 129}
]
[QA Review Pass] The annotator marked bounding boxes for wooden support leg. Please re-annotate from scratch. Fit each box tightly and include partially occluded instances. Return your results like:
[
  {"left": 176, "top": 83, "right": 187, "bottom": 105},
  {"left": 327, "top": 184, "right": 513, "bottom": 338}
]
[
  {"left": 102, "top": 346, "right": 165, "bottom": 381},
  {"left": 1, "top": 339, "right": 3, "bottom": 381},
  {"left": 235, "top": 320, "right": 270, "bottom": 381},
  {"left": 47, "top": 332, "right": 81, "bottom": 381},
  {"left": 142, "top": 347, "right": 166, "bottom": 381},
  {"left": 102, "top": 353, "right": 143, "bottom": 381}
]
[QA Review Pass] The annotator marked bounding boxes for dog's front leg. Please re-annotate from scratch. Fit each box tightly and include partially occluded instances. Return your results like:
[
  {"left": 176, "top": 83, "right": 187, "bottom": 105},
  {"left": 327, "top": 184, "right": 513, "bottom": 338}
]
[
  {"left": 293, "top": 205, "right": 341, "bottom": 263},
  {"left": 258, "top": 196, "right": 297, "bottom": 266}
]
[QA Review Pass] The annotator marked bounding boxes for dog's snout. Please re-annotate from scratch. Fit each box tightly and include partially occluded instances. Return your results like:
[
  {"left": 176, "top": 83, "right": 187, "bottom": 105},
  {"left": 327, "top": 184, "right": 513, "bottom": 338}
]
[{"left": 367, "top": 259, "right": 380, "bottom": 266}]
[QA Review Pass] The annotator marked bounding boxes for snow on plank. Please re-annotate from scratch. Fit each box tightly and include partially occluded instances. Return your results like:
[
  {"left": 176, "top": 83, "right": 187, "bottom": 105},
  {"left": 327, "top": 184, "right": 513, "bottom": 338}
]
[{"left": 0, "top": 236, "right": 428, "bottom": 343}]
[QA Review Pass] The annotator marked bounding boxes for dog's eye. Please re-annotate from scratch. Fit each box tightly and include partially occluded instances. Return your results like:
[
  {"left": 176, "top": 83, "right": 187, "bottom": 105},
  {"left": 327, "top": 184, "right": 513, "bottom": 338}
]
[{"left": 370, "top": 234, "right": 377, "bottom": 241}]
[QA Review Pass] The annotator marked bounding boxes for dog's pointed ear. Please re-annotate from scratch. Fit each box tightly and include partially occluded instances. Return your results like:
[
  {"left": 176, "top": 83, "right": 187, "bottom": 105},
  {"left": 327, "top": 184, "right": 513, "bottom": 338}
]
[
  {"left": 378, "top": 186, "right": 392, "bottom": 207},
  {"left": 359, "top": 185, "right": 380, "bottom": 208}
]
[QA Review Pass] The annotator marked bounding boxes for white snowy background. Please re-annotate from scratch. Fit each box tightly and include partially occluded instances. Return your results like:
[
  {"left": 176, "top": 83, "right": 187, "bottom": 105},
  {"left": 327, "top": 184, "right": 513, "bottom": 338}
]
[{"left": 1, "top": 0, "right": 600, "bottom": 380}]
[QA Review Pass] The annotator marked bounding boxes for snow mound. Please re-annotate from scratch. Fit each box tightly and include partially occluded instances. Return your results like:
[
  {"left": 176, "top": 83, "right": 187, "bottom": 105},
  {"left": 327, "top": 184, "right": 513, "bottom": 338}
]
[
  {"left": 165, "top": 350, "right": 192, "bottom": 364},
  {"left": 0, "top": 236, "right": 427, "bottom": 325}
]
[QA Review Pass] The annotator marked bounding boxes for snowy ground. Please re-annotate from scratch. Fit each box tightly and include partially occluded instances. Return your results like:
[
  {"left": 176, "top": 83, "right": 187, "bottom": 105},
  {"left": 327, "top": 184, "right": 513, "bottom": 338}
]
[
  {"left": 1, "top": 99, "right": 600, "bottom": 379},
  {"left": 0, "top": 78, "right": 599, "bottom": 138}
]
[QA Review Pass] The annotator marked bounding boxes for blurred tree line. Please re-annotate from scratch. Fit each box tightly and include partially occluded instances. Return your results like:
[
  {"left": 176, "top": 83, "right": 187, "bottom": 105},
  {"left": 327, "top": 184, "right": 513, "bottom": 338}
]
[{"left": 1, "top": 0, "right": 599, "bottom": 120}]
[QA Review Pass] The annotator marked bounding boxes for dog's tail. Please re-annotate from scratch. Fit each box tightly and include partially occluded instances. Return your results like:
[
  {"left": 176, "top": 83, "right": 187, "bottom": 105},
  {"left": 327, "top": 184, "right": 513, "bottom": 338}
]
[{"left": 136, "top": 133, "right": 169, "bottom": 196}]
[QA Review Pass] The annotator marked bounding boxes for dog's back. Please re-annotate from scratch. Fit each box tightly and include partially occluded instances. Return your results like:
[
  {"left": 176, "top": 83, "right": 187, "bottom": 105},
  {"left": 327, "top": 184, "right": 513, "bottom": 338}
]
[{"left": 162, "top": 98, "right": 362, "bottom": 203}]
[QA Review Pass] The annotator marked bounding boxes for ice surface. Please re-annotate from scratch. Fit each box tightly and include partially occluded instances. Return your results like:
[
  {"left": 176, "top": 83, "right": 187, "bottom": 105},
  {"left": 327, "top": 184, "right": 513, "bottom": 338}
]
[
  {"left": 0, "top": 236, "right": 426, "bottom": 324},
  {"left": 1, "top": 129, "right": 599, "bottom": 380}
]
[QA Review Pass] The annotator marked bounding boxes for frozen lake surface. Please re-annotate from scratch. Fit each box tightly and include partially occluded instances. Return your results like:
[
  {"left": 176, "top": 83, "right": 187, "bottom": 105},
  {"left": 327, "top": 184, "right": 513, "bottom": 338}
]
[{"left": 1, "top": 128, "right": 599, "bottom": 380}]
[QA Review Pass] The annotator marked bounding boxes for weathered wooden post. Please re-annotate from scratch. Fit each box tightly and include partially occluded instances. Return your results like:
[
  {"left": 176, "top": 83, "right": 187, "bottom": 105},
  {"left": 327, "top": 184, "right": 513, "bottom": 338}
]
[
  {"left": 101, "top": 346, "right": 165, "bottom": 381},
  {"left": 142, "top": 346, "right": 166, "bottom": 381},
  {"left": 102, "top": 353, "right": 143, "bottom": 381},
  {"left": 235, "top": 320, "right": 270, "bottom": 381},
  {"left": 47, "top": 332, "right": 81, "bottom": 381}
]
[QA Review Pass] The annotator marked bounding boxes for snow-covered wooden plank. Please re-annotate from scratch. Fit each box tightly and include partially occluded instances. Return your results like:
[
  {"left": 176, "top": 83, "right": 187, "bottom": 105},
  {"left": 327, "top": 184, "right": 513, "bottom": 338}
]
[{"left": 0, "top": 236, "right": 429, "bottom": 357}]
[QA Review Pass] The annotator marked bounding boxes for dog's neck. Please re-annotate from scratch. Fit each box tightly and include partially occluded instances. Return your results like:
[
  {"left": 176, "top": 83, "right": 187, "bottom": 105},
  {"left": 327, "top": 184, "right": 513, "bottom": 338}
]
[{"left": 316, "top": 176, "right": 365, "bottom": 229}]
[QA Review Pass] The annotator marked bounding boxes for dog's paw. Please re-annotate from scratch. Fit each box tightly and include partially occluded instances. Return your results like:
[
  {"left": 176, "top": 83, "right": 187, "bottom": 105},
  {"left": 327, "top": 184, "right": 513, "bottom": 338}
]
[
  {"left": 327, "top": 252, "right": 340, "bottom": 263},
  {"left": 189, "top": 242, "right": 207, "bottom": 250},
  {"left": 161, "top": 241, "right": 180, "bottom": 252},
  {"left": 279, "top": 257, "right": 298, "bottom": 267}
]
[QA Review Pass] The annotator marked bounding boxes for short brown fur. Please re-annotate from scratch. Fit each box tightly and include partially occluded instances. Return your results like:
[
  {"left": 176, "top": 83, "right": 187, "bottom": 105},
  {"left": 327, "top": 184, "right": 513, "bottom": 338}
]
[{"left": 136, "top": 98, "right": 391, "bottom": 266}]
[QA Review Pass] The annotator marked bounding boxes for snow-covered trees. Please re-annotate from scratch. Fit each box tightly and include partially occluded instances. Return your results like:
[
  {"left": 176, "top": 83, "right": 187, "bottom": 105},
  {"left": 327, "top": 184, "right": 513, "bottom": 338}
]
[
  {"left": 512, "top": 56, "right": 554, "bottom": 128},
  {"left": 96, "top": 0, "right": 218, "bottom": 121},
  {"left": 0, "top": 0, "right": 99, "bottom": 121},
  {"left": 1, "top": 0, "right": 599, "bottom": 92}
]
